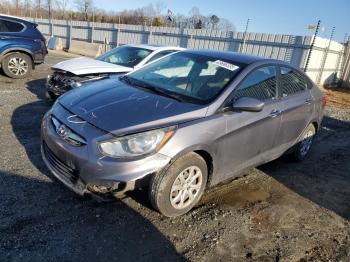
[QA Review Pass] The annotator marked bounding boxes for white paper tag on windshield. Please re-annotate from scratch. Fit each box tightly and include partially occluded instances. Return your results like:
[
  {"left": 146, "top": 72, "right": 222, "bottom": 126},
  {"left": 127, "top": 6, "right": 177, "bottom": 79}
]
[{"left": 213, "top": 60, "right": 239, "bottom": 71}]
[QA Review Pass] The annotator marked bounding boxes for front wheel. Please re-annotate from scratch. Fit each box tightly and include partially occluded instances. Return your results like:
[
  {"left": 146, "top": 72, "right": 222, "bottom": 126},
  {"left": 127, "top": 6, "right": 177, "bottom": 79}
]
[
  {"left": 2, "top": 53, "right": 33, "bottom": 79},
  {"left": 149, "top": 152, "right": 208, "bottom": 217},
  {"left": 292, "top": 124, "right": 316, "bottom": 161}
]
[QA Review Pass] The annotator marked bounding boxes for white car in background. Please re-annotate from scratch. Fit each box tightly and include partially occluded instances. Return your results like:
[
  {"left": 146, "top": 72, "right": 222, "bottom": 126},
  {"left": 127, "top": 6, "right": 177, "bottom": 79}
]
[{"left": 46, "top": 44, "right": 184, "bottom": 99}]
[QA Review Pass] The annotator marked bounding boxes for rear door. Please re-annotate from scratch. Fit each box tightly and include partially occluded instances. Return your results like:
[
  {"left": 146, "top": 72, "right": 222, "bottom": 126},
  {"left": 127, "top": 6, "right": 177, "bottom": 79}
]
[{"left": 274, "top": 66, "right": 313, "bottom": 149}]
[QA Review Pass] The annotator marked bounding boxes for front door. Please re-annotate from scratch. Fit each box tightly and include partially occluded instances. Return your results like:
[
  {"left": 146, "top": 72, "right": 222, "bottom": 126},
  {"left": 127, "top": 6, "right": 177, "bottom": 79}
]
[{"left": 214, "top": 65, "right": 282, "bottom": 183}]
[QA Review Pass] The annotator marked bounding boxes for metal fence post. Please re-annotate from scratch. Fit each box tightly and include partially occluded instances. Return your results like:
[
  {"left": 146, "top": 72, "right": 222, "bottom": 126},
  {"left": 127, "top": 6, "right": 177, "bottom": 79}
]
[
  {"left": 304, "top": 20, "right": 321, "bottom": 72},
  {"left": 333, "top": 34, "right": 347, "bottom": 84},
  {"left": 240, "top": 18, "right": 250, "bottom": 53},
  {"left": 90, "top": 21, "right": 94, "bottom": 43},
  {"left": 179, "top": 27, "right": 188, "bottom": 48},
  {"left": 340, "top": 37, "right": 350, "bottom": 84},
  {"left": 116, "top": 24, "right": 120, "bottom": 47},
  {"left": 149, "top": 25, "right": 152, "bottom": 45},
  {"left": 68, "top": 20, "right": 72, "bottom": 49},
  {"left": 188, "top": 30, "right": 193, "bottom": 49},
  {"left": 50, "top": 19, "right": 54, "bottom": 37}
]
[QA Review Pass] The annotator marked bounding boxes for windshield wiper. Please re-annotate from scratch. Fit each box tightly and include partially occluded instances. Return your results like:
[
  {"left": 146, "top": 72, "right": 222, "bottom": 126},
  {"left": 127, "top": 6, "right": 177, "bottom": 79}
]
[
  {"left": 120, "top": 75, "right": 133, "bottom": 85},
  {"left": 144, "top": 85, "right": 184, "bottom": 103},
  {"left": 121, "top": 76, "right": 184, "bottom": 102}
]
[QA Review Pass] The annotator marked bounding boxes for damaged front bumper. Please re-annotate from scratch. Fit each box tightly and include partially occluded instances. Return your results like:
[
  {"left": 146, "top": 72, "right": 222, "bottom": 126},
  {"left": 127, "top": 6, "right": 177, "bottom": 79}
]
[
  {"left": 41, "top": 111, "right": 171, "bottom": 197},
  {"left": 46, "top": 72, "right": 74, "bottom": 98},
  {"left": 45, "top": 71, "right": 110, "bottom": 98}
]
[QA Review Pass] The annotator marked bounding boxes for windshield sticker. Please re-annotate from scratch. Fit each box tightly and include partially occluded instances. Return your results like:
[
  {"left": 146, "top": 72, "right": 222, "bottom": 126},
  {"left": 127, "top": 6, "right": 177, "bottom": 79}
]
[{"left": 213, "top": 60, "right": 239, "bottom": 71}]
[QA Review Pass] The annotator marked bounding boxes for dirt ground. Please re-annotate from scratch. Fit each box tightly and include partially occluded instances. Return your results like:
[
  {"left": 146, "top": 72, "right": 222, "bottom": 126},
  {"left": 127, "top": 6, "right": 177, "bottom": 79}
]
[
  {"left": 0, "top": 55, "right": 349, "bottom": 262},
  {"left": 323, "top": 87, "right": 350, "bottom": 109}
]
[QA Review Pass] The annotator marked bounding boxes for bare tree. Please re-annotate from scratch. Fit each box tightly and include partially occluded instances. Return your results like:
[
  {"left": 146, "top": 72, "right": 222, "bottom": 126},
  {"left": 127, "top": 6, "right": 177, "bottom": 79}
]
[
  {"left": 46, "top": 0, "right": 53, "bottom": 20},
  {"left": 12, "top": 0, "right": 21, "bottom": 15},
  {"left": 75, "top": 0, "right": 92, "bottom": 21},
  {"left": 189, "top": 7, "right": 204, "bottom": 29},
  {"left": 23, "top": 0, "right": 31, "bottom": 16},
  {"left": 143, "top": 3, "right": 155, "bottom": 25},
  {"left": 55, "top": 0, "right": 68, "bottom": 19},
  {"left": 2, "top": 1, "right": 235, "bottom": 31},
  {"left": 154, "top": 1, "right": 165, "bottom": 15},
  {"left": 34, "top": 0, "right": 42, "bottom": 17},
  {"left": 218, "top": 18, "right": 235, "bottom": 31}
]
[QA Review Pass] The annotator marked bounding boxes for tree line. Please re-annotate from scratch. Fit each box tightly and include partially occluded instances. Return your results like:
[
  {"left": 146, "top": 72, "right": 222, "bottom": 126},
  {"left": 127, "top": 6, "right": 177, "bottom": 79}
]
[{"left": 0, "top": 0, "right": 235, "bottom": 31}]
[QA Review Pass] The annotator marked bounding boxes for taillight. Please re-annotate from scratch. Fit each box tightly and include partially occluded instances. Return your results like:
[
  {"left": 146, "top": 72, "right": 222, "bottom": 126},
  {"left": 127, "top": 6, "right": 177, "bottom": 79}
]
[{"left": 320, "top": 97, "right": 327, "bottom": 106}]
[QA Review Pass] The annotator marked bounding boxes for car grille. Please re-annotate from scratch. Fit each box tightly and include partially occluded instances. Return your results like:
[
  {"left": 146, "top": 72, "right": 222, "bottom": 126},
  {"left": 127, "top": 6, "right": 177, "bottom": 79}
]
[
  {"left": 50, "top": 115, "right": 87, "bottom": 146},
  {"left": 42, "top": 142, "right": 79, "bottom": 184}
]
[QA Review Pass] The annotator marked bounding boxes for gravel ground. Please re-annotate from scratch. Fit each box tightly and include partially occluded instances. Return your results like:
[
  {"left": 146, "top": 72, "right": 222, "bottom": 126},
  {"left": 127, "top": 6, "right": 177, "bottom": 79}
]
[{"left": 0, "top": 55, "right": 349, "bottom": 262}]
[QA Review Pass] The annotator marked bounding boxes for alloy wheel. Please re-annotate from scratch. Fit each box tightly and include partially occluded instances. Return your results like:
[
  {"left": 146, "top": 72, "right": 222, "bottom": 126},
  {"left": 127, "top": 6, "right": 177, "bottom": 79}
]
[
  {"left": 170, "top": 166, "right": 203, "bottom": 209},
  {"left": 8, "top": 57, "right": 29, "bottom": 76}
]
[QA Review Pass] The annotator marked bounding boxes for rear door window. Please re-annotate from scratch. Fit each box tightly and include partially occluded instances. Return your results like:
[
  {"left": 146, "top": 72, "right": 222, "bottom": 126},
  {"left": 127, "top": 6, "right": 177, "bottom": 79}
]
[
  {"left": 0, "top": 19, "right": 24, "bottom": 32},
  {"left": 280, "top": 67, "right": 308, "bottom": 97},
  {"left": 232, "top": 66, "right": 277, "bottom": 102}
]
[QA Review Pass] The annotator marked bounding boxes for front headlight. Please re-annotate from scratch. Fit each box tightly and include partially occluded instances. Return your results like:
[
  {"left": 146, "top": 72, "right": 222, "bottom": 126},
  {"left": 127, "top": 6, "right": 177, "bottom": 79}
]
[
  {"left": 70, "top": 81, "right": 82, "bottom": 88},
  {"left": 98, "top": 127, "right": 175, "bottom": 158}
]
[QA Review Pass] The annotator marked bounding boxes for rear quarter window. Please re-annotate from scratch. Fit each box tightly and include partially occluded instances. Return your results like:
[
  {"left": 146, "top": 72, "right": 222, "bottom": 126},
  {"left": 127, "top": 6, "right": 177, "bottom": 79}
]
[
  {"left": 280, "top": 67, "right": 308, "bottom": 97},
  {"left": 0, "top": 19, "right": 25, "bottom": 32}
]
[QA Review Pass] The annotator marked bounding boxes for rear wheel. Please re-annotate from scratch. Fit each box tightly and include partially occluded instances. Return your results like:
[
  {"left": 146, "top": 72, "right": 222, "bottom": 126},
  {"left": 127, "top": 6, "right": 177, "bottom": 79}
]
[
  {"left": 149, "top": 152, "right": 208, "bottom": 217},
  {"left": 292, "top": 124, "right": 316, "bottom": 161},
  {"left": 2, "top": 53, "right": 32, "bottom": 79}
]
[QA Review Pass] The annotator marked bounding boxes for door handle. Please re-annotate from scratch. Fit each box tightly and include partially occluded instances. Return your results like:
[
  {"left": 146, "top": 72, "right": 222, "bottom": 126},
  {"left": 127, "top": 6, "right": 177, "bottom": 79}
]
[
  {"left": 269, "top": 109, "right": 281, "bottom": 118},
  {"left": 305, "top": 99, "right": 312, "bottom": 105}
]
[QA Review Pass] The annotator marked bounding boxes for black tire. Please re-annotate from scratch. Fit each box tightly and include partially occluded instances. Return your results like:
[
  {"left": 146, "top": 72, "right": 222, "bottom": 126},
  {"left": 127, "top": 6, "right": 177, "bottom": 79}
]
[
  {"left": 149, "top": 152, "right": 208, "bottom": 217},
  {"left": 2, "top": 53, "right": 33, "bottom": 79},
  {"left": 292, "top": 124, "right": 316, "bottom": 161}
]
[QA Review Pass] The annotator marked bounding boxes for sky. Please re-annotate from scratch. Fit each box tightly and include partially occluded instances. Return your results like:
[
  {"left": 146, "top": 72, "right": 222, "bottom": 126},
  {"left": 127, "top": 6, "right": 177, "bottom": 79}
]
[{"left": 86, "top": 0, "right": 349, "bottom": 42}]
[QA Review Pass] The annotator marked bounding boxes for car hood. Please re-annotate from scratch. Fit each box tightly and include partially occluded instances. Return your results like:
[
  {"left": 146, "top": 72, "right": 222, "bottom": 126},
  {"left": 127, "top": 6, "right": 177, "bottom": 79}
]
[
  {"left": 52, "top": 57, "right": 133, "bottom": 75},
  {"left": 58, "top": 78, "right": 207, "bottom": 135}
]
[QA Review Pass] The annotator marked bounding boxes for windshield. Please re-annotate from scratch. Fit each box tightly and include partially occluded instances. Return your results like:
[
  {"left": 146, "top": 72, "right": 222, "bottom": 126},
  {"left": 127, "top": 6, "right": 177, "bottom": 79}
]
[
  {"left": 97, "top": 46, "right": 152, "bottom": 68},
  {"left": 127, "top": 52, "right": 243, "bottom": 104}
]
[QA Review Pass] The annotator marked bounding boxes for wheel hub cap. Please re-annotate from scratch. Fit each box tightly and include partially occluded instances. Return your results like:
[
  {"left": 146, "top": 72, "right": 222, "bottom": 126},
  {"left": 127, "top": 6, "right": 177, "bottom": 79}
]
[
  {"left": 8, "top": 57, "right": 28, "bottom": 76},
  {"left": 170, "top": 166, "right": 203, "bottom": 209}
]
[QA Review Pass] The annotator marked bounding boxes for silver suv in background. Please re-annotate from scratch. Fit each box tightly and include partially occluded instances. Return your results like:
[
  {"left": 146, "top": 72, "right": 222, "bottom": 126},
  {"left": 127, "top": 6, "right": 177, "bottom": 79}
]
[
  {"left": 46, "top": 44, "right": 184, "bottom": 99},
  {"left": 41, "top": 50, "right": 326, "bottom": 217}
]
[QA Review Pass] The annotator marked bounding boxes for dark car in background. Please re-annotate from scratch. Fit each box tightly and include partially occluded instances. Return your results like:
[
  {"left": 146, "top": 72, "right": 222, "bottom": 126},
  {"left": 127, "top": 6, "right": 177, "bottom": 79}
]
[
  {"left": 41, "top": 50, "right": 326, "bottom": 217},
  {"left": 0, "top": 14, "right": 47, "bottom": 78}
]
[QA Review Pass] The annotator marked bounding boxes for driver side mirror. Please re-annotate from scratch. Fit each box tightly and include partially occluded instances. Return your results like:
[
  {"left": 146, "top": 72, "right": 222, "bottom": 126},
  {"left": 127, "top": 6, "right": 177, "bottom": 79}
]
[{"left": 232, "top": 97, "right": 264, "bottom": 112}]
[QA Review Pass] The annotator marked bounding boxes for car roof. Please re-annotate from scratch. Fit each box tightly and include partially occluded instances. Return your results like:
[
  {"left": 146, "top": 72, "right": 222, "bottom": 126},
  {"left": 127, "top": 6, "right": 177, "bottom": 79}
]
[
  {"left": 0, "top": 14, "right": 36, "bottom": 25},
  {"left": 183, "top": 49, "right": 280, "bottom": 66},
  {"left": 126, "top": 44, "right": 184, "bottom": 52}
]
